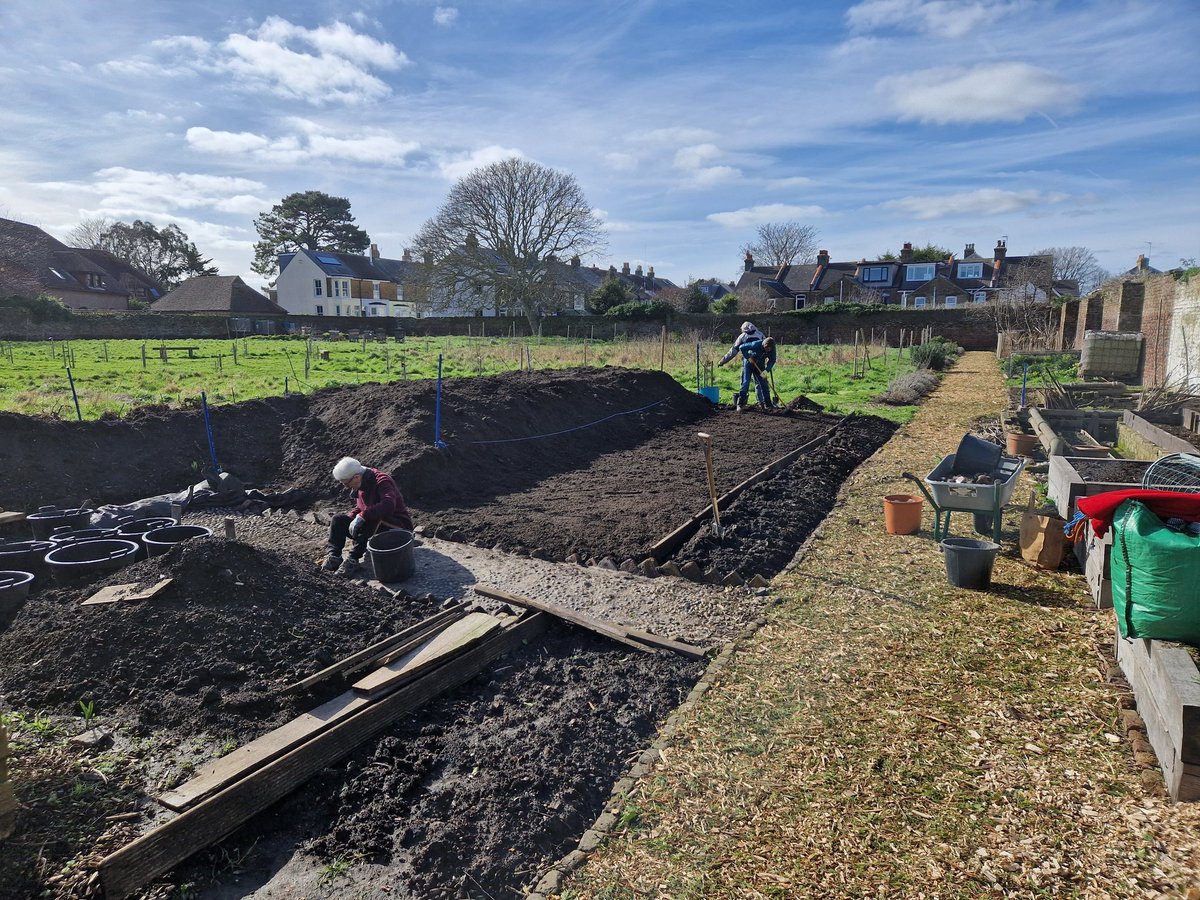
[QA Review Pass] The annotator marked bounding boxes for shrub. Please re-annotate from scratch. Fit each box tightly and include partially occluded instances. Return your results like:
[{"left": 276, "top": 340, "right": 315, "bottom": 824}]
[
  {"left": 0, "top": 292, "right": 73, "bottom": 321},
  {"left": 910, "top": 338, "right": 960, "bottom": 371},
  {"left": 713, "top": 294, "right": 738, "bottom": 314},
  {"left": 604, "top": 300, "right": 673, "bottom": 319},
  {"left": 877, "top": 371, "right": 940, "bottom": 405}
]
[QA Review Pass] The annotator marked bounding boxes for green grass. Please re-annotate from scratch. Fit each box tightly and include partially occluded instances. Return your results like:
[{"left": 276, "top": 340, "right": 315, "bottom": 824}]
[{"left": 0, "top": 334, "right": 921, "bottom": 423}]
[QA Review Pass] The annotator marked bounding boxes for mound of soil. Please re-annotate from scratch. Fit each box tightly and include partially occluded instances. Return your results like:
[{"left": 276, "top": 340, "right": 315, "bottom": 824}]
[{"left": 0, "top": 540, "right": 433, "bottom": 732}]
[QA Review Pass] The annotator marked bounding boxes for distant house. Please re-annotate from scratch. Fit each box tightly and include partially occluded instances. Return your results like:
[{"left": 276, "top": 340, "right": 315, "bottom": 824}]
[
  {"left": 153, "top": 275, "right": 284, "bottom": 315},
  {"left": 274, "top": 244, "right": 419, "bottom": 318},
  {"left": 735, "top": 240, "right": 1077, "bottom": 310},
  {"left": 0, "top": 216, "right": 162, "bottom": 310}
]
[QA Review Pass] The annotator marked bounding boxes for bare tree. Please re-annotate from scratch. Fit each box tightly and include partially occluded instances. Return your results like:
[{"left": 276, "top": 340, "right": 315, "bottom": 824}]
[
  {"left": 66, "top": 216, "right": 114, "bottom": 249},
  {"left": 412, "top": 157, "right": 605, "bottom": 328},
  {"left": 741, "top": 222, "right": 819, "bottom": 267},
  {"left": 988, "top": 256, "right": 1058, "bottom": 350},
  {"left": 1033, "top": 245, "right": 1108, "bottom": 293}
]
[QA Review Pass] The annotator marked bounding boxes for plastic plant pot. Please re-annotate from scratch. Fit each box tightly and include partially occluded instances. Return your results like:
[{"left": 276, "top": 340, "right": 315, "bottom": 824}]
[
  {"left": 883, "top": 494, "right": 923, "bottom": 535},
  {"left": 142, "top": 525, "right": 213, "bottom": 558}
]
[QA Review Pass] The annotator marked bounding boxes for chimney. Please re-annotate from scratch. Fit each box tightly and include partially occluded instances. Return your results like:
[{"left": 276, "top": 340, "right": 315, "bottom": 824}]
[
  {"left": 570, "top": 254, "right": 580, "bottom": 269},
  {"left": 647, "top": 265, "right": 655, "bottom": 288},
  {"left": 423, "top": 251, "right": 433, "bottom": 266},
  {"left": 900, "top": 242, "right": 914, "bottom": 262},
  {"left": 817, "top": 249, "right": 830, "bottom": 266},
  {"left": 402, "top": 248, "right": 412, "bottom": 262},
  {"left": 994, "top": 239, "right": 1007, "bottom": 261},
  {"left": 1136, "top": 254, "right": 1148, "bottom": 272},
  {"left": 609, "top": 265, "right": 617, "bottom": 276},
  {"left": 370, "top": 243, "right": 379, "bottom": 259},
  {"left": 622, "top": 262, "right": 630, "bottom": 275},
  {"left": 635, "top": 264, "right": 643, "bottom": 278},
  {"left": 465, "top": 232, "right": 478, "bottom": 252},
  {"left": 964, "top": 243, "right": 975, "bottom": 258},
  {"left": 744, "top": 250, "right": 754, "bottom": 272}
]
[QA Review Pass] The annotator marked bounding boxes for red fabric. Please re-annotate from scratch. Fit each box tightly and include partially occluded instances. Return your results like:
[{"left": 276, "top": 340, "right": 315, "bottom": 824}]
[
  {"left": 352, "top": 468, "right": 414, "bottom": 531},
  {"left": 1076, "top": 489, "right": 1200, "bottom": 537}
]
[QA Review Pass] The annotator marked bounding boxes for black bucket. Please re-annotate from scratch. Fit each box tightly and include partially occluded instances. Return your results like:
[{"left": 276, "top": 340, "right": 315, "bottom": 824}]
[
  {"left": 951, "top": 434, "right": 1003, "bottom": 477},
  {"left": 116, "top": 517, "right": 178, "bottom": 560},
  {"left": 367, "top": 529, "right": 416, "bottom": 582},
  {"left": 0, "top": 570, "right": 34, "bottom": 631},
  {"left": 0, "top": 541, "right": 54, "bottom": 582},
  {"left": 143, "top": 525, "right": 212, "bottom": 557},
  {"left": 45, "top": 539, "right": 140, "bottom": 584},
  {"left": 28, "top": 506, "right": 94, "bottom": 541},
  {"left": 940, "top": 538, "right": 1001, "bottom": 590},
  {"left": 49, "top": 526, "right": 119, "bottom": 546}
]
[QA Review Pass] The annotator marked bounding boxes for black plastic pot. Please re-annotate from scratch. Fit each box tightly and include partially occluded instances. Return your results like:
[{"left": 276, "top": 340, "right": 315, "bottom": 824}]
[
  {"left": 143, "top": 525, "right": 212, "bottom": 557},
  {"left": 0, "top": 570, "right": 34, "bottom": 630},
  {"left": 45, "top": 539, "right": 139, "bottom": 584},
  {"left": 116, "top": 517, "right": 178, "bottom": 560},
  {"left": 0, "top": 541, "right": 54, "bottom": 579},
  {"left": 28, "top": 506, "right": 94, "bottom": 541},
  {"left": 49, "top": 526, "right": 119, "bottom": 546}
]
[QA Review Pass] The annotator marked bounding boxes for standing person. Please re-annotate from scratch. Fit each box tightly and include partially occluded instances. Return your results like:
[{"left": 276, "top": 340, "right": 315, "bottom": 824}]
[
  {"left": 742, "top": 336, "right": 778, "bottom": 409},
  {"left": 321, "top": 457, "right": 414, "bottom": 572},
  {"left": 719, "top": 326, "right": 776, "bottom": 411}
]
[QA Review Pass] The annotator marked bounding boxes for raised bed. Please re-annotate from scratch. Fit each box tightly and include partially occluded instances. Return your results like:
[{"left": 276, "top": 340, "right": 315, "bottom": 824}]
[
  {"left": 1083, "top": 522, "right": 1113, "bottom": 610},
  {"left": 1028, "top": 408, "right": 1120, "bottom": 458},
  {"left": 1183, "top": 408, "right": 1200, "bottom": 434},
  {"left": 1047, "top": 456, "right": 1153, "bottom": 519},
  {"left": 1119, "top": 410, "right": 1200, "bottom": 459},
  {"left": 1116, "top": 634, "right": 1200, "bottom": 802}
]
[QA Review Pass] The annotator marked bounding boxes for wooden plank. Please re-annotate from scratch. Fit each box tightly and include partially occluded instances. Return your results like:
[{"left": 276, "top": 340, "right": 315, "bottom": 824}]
[
  {"left": 473, "top": 585, "right": 657, "bottom": 655},
  {"left": 126, "top": 578, "right": 173, "bottom": 602},
  {"left": 1123, "top": 410, "right": 1198, "bottom": 455},
  {"left": 283, "top": 604, "right": 469, "bottom": 694},
  {"left": 157, "top": 689, "right": 371, "bottom": 812},
  {"left": 0, "top": 510, "right": 26, "bottom": 526},
  {"left": 98, "top": 613, "right": 547, "bottom": 899},
  {"left": 619, "top": 626, "right": 709, "bottom": 661},
  {"left": 351, "top": 612, "right": 502, "bottom": 697},
  {"left": 82, "top": 584, "right": 140, "bottom": 606}
]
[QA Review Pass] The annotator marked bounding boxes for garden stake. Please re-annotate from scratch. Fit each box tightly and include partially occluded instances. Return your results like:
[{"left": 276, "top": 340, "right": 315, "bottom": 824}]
[{"left": 697, "top": 432, "right": 723, "bottom": 539}]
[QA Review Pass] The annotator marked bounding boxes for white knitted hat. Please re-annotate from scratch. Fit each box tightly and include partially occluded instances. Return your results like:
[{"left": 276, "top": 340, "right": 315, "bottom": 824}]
[{"left": 332, "top": 457, "right": 366, "bottom": 481}]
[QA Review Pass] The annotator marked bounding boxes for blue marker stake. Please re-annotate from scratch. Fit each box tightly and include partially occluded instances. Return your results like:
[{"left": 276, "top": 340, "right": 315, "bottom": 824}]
[
  {"left": 201, "top": 391, "right": 221, "bottom": 473},
  {"left": 434, "top": 355, "right": 448, "bottom": 449},
  {"left": 1020, "top": 362, "right": 1029, "bottom": 409}
]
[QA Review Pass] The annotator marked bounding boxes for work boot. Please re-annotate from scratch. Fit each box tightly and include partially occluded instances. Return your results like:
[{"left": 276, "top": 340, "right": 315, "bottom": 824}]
[
  {"left": 339, "top": 557, "right": 366, "bottom": 577},
  {"left": 320, "top": 552, "right": 342, "bottom": 571}
]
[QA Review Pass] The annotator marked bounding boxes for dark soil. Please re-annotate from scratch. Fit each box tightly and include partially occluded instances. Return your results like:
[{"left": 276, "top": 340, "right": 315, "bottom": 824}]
[
  {"left": 0, "top": 367, "right": 897, "bottom": 898},
  {"left": 1072, "top": 459, "right": 1153, "bottom": 484},
  {"left": 1153, "top": 423, "right": 1200, "bottom": 452}
]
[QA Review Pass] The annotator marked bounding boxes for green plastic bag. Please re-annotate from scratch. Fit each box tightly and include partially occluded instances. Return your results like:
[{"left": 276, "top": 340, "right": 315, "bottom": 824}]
[{"left": 1111, "top": 499, "right": 1200, "bottom": 640}]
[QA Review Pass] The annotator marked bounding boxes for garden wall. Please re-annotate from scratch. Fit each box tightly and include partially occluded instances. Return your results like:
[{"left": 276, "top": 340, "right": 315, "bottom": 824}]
[{"left": 1, "top": 306, "right": 1002, "bottom": 349}]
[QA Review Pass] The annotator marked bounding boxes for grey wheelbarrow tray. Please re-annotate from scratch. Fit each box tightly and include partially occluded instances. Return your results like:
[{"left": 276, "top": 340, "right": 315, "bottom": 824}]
[{"left": 902, "top": 453, "right": 1026, "bottom": 543}]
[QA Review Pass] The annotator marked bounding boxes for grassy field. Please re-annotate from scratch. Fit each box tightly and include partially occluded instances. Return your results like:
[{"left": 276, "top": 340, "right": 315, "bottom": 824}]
[{"left": 0, "top": 334, "right": 921, "bottom": 422}]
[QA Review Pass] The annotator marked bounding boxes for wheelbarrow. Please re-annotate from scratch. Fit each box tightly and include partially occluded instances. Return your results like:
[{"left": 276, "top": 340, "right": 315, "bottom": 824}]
[{"left": 901, "top": 455, "right": 1024, "bottom": 543}]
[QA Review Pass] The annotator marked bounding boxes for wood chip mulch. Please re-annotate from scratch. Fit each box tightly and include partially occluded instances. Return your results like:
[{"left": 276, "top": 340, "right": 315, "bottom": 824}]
[{"left": 560, "top": 352, "right": 1200, "bottom": 899}]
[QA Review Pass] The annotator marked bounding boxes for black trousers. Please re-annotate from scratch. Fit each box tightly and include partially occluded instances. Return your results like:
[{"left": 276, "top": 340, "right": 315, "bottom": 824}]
[{"left": 327, "top": 514, "right": 397, "bottom": 559}]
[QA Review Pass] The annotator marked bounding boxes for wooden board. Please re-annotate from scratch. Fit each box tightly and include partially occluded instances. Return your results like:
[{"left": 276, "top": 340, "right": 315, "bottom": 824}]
[
  {"left": 283, "top": 603, "right": 468, "bottom": 694},
  {"left": 0, "top": 511, "right": 26, "bottom": 526},
  {"left": 82, "top": 579, "right": 173, "bottom": 606},
  {"left": 352, "top": 612, "right": 502, "bottom": 697},
  {"left": 472, "top": 585, "right": 707, "bottom": 659},
  {"left": 99, "top": 613, "right": 547, "bottom": 899},
  {"left": 158, "top": 689, "right": 371, "bottom": 811}
]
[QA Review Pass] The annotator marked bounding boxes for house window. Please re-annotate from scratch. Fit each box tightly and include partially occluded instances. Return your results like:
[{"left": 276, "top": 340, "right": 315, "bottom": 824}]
[
  {"left": 49, "top": 267, "right": 66, "bottom": 280},
  {"left": 944, "top": 296, "right": 958, "bottom": 308},
  {"left": 372, "top": 282, "right": 381, "bottom": 300},
  {"left": 86, "top": 273, "right": 104, "bottom": 288},
  {"left": 905, "top": 263, "right": 935, "bottom": 283},
  {"left": 862, "top": 266, "right": 889, "bottom": 282},
  {"left": 913, "top": 296, "right": 927, "bottom": 308},
  {"left": 958, "top": 263, "right": 983, "bottom": 279},
  {"left": 823, "top": 296, "right": 836, "bottom": 305},
  {"left": 335, "top": 305, "right": 341, "bottom": 316},
  {"left": 315, "top": 304, "right": 324, "bottom": 316},
  {"left": 342, "top": 280, "right": 351, "bottom": 297},
  {"left": 973, "top": 291, "right": 987, "bottom": 303},
  {"left": 314, "top": 279, "right": 323, "bottom": 297},
  {"left": 793, "top": 294, "right": 806, "bottom": 310}
]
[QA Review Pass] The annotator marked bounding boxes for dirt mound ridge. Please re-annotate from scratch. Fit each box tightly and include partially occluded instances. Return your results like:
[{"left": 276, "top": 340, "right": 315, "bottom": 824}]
[
  {"left": 280, "top": 367, "right": 716, "bottom": 505},
  {"left": 0, "top": 540, "right": 432, "bottom": 732}
]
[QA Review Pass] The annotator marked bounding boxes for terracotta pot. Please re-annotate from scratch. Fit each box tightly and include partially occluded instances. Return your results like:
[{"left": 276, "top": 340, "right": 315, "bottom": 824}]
[
  {"left": 883, "top": 494, "right": 923, "bottom": 535},
  {"left": 1005, "top": 431, "right": 1039, "bottom": 456}
]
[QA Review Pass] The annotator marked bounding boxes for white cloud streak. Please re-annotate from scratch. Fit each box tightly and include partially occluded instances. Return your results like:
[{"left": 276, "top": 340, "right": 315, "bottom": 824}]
[
  {"left": 877, "top": 62, "right": 1083, "bottom": 124},
  {"left": 847, "top": 0, "right": 1032, "bottom": 40},
  {"left": 878, "top": 188, "right": 1071, "bottom": 220},
  {"left": 433, "top": 7, "right": 459, "bottom": 26},
  {"left": 708, "top": 204, "right": 828, "bottom": 228}
]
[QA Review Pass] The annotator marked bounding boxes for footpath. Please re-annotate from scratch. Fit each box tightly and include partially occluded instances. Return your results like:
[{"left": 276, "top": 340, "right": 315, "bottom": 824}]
[{"left": 559, "top": 351, "right": 1200, "bottom": 899}]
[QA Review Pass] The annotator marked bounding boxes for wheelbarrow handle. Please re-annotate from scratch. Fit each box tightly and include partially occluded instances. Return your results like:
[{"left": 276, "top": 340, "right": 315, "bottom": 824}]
[{"left": 900, "top": 472, "right": 939, "bottom": 509}]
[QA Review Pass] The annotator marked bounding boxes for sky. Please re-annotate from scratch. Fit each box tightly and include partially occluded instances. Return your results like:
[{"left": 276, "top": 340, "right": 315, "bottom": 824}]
[{"left": 1, "top": 0, "right": 1197, "bottom": 290}]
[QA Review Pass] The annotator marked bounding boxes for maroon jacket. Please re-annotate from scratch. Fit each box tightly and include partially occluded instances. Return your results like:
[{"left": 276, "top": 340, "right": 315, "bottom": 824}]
[{"left": 352, "top": 468, "right": 414, "bottom": 532}]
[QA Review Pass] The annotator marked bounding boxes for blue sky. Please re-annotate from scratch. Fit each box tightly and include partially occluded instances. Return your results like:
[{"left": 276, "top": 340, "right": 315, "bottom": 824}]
[{"left": 1, "top": 0, "right": 1197, "bottom": 288}]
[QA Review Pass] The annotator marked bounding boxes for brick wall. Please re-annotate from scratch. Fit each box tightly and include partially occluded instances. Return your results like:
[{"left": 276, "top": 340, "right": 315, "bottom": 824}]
[
  {"left": 1139, "top": 277, "right": 1177, "bottom": 388},
  {"left": 0, "top": 309, "right": 232, "bottom": 340},
  {"left": 1165, "top": 278, "right": 1200, "bottom": 389},
  {"left": 1058, "top": 301, "right": 1081, "bottom": 350}
]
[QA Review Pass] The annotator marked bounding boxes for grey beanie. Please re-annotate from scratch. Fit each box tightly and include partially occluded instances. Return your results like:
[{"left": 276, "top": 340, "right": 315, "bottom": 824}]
[{"left": 332, "top": 457, "right": 367, "bottom": 481}]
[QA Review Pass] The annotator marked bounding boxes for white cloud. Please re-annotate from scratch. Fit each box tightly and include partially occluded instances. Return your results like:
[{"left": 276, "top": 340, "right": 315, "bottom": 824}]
[
  {"left": 438, "top": 145, "right": 524, "bottom": 181},
  {"left": 878, "top": 188, "right": 1071, "bottom": 220},
  {"left": 186, "top": 123, "right": 419, "bottom": 166},
  {"left": 604, "top": 152, "right": 638, "bottom": 172},
  {"left": 103, "top": 109, "right": 178, "bottom": 125},
  {"left": 433, "top": 7, "right": 459, "bottom": 26},
  {"left": 877, "top": 62, "right": 1083, "bottom": 124},
  {"left": 632, "top": 127, "right": 716, "bottom": 147},
  {"left": 187, "top": 127, "right": 271, "bottom": 155},
  {"left": 847, "top": 0, "right": 1031, "bottom": 40},
  {"left": 769, "top": 176, "right": 814, "bottom": 190},
  {"left": 673, "top": 143, "right": 741, "bottom": 188},
  {"left": 36, "top": 167, "right": 268, "bottom": 216},
  {"left": 708, "top": 204, "right": 828, "bottom": 228},
  {"left": 99, "top": 18, "right": 408, "bottom": 106}
]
